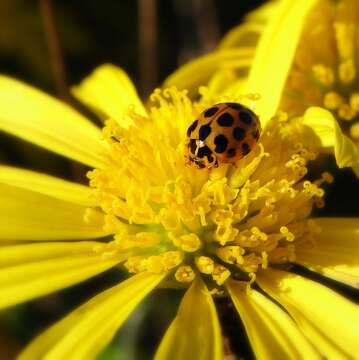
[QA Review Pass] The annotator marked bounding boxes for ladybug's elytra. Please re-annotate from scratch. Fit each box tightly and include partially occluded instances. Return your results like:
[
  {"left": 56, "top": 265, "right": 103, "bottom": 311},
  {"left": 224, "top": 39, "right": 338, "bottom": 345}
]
[{"left": 185, "top": 102, "right": 261, "bottom": 169}]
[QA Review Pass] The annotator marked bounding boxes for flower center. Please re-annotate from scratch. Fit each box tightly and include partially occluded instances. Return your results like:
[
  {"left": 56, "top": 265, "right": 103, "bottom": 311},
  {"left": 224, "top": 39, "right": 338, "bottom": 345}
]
[
  {"left": 312, "top": 60, "right": 359, "bottom": 142},
  {"left": 87, "top": 88, "right": 329, "bottom": 289}
]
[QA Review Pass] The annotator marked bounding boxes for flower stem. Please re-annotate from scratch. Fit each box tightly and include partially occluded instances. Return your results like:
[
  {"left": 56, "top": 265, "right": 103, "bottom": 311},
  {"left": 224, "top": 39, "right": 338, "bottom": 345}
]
[{"left": 39, "top": 0, "right": 70, "bottom": 102}]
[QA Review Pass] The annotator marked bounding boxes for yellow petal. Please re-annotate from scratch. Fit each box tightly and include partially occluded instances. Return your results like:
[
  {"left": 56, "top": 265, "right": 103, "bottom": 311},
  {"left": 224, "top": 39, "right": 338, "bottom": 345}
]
[
  {"left": 302, "top": 107, "right": 359, "bottom": 176},
  {"left": 0, "top": 183, "right": 107, "bottom": 241},
  {"left": 217, "top": 23, "right": 264, "bottom": 50},
  {"left": 245, "top": 0, "right": 282, "bottom": 23},
  {"left": 0, "top": 75, "right": 108, "bottom": 168},
  {"left": 244, "top": 0, "right": 317, "bottom": 125},
  {"left": 155, "top": 277, "right": 222, "bottom": 360},
  {"left": 227, "top": 280, "right": 319, "bottom": 360},
  {"left": 19, "top": 272, "right": 165, "bottom": 360},
  {"left": 296, "top": 217, "right": 359, "bottom": 288},
  {"left": 0, "top": 165, "right": 93, "bottom": 207},
  {"left": 72, "top": 64, "right": 147, "bottom": 127},
  {"left": 257, "top": 268, "right": 359, "bottom": 358},
  {"left": 0, "top": 241, "right": 126, "bottom": 309},
  {"left": 163, "top": 49, "right": 254, "bottom": 98}
]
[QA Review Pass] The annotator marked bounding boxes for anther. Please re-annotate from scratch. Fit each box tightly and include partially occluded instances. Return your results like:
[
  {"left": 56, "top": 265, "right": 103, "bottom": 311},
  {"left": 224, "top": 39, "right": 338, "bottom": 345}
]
[
  {"left": 175, "top": 265, "right": 196, "bottom": 283},
  {"left": 195, "top": 256, "right": 214, "bottom": 274}
]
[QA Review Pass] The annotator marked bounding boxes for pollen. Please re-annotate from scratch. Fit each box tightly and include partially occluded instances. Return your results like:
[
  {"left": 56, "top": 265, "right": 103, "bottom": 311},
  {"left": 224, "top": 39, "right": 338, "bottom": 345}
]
[{"left": 88, "top": 87, "right": 326, "bottom": 288}]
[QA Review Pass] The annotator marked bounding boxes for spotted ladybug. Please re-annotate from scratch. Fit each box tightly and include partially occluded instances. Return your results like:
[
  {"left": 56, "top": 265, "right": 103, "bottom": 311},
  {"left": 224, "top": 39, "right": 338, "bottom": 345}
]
[{"left": 185, "top": 102, "right": 261, "bottom": 169}]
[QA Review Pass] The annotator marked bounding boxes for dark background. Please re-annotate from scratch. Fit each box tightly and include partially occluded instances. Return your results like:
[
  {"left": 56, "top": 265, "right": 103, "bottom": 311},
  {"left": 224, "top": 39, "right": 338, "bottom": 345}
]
[{"left": 0, "top": 1, "right": 357, "bottom": 359}]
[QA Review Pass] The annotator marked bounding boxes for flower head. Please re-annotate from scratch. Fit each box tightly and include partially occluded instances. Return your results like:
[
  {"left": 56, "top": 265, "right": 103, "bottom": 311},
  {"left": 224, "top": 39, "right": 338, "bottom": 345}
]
[
  {"left": 0, "top": 1, "right": 358, "bottom": 359},
  {"left": 281, "top": 0, "right": 359, "bottom": 144},
  {"left": 87, "top": 85, "right": 326, "bottom": 289}
]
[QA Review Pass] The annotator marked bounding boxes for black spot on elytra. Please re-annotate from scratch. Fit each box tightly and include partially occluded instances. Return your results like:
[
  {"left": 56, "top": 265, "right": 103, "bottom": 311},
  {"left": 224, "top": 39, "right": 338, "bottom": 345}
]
[
  {"left": 226, "top": 102, "right": 242, "bottom": 110},
  {"left": 199, "top": 124, "right": 212, "bottom": 140},
  {"left": 187, "top": 120, "right": 198, "bottom": 137},
  {"left": 241, "top": 142, "right": 250, "bottom": 155},
  {"left": 207, "top": 154, "right": 214, "bottom": 163},
  {"left": 197, "top": 145, "right": 212, "bottom": 159},
  {"left": 233, "top": 127, "right": 245, "bottom": 141},
  {"left": 214, "top": 134, "right": 228, "bottom": 153},
  {"left": 189, "top": 139, "right": 197, "bottom": 154},
  {"left": 204, "top": 107, "right": 219, "bottom": 117},
  {"left": 227, "top": 148, "right": 236, "bottom": 158},
  {"left": 252, "top": 128, "right": 260, "bottom": 140},
  {"left": 217, "top": 113, "right": 234, "bottom": 127},
  {"left": 239, "top": 110, "right": 254, "bottom": 125}
]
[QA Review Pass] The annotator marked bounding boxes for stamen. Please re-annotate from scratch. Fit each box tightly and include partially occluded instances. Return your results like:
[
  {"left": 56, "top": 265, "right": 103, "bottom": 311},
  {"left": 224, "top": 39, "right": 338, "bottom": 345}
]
[
  {"left": 323, "top": 91, "right": 344, "bottom": 110},
  {"left": 88, "top": 86, "right": 326, "bottom": 288},
  {"left": 216, "top": 246, "right": 244, "bottom": 264},
  {"left": 195, "top": 256, "right": 214, "bottom": 274},
  {"left": 338, "top": 104, "right": 356, "bottom": 121},
  {"left": 175, "top": 265, "right": 196, "bottom": 283},
  {"left": 212, "top": 264, "right": 231, "bottom": 285},
  {"left": 312, "top": 64, "right": 335, "bottom": 86},
  {"left": 162, "top": 251, "right": 184, "bottom": 270},
  {"left": 171, "top": 233, "right": 202, "bottom": 252}
]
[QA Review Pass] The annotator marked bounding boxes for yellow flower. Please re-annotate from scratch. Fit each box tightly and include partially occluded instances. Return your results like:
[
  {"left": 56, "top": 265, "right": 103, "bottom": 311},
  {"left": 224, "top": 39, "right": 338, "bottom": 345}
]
[
  {"left": 166, "top": 0, "right": 359, "bottom": 177},
  {"left": 0, "top": 2, "right": 358, "bottom": 359},
  {"left": 281, "top": 0, "right": 359, "bottom": 144}
]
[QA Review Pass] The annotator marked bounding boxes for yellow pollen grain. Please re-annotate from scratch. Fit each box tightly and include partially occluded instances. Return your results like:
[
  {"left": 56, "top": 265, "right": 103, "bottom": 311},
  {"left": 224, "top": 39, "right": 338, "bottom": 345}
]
[
  {"left": 195, "top": 256, "right": 214, "bottom": 274},
  {"left": 323, "top": 91, "right": 344, "bottom": 110},
  {"left": 175, "top": 265, "right": 196, "bottom": 283}
]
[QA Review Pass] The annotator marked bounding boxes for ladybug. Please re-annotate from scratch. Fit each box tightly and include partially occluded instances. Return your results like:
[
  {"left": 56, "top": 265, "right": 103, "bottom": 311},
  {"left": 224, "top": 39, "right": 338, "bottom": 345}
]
[{"left": 185, "top": 102, "right": 261, "bottom": 169}]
